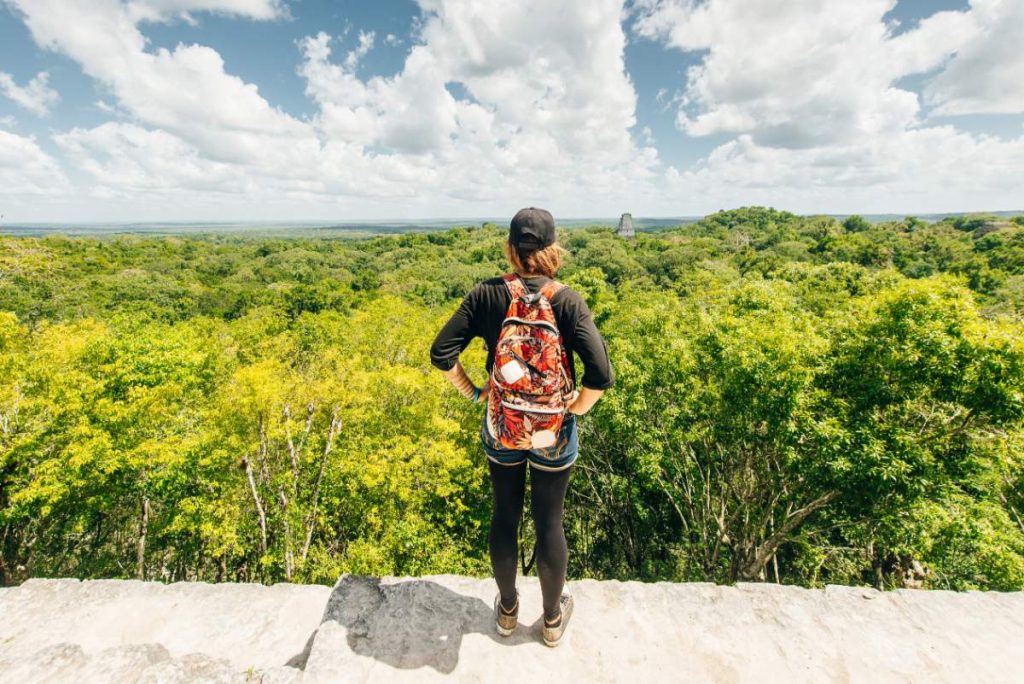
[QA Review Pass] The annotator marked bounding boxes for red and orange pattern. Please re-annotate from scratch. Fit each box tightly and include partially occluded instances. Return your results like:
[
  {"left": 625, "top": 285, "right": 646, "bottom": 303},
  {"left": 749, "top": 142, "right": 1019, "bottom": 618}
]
[{"left": 485, "top": 274, "right": 575, "bottom": 451}]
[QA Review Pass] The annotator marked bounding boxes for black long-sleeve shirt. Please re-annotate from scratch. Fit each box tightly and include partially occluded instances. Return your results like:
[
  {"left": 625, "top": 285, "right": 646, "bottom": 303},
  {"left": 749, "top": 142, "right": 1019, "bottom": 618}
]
[{"left": 430, "top": 274, "right": 615, "bottom": 390}]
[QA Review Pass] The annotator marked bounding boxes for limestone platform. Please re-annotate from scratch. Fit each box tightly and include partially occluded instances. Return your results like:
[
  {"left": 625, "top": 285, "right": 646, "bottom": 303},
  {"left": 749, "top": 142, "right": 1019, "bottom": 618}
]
[{"left": 1, "top": 574, "right": 1022, "bottom": 682}]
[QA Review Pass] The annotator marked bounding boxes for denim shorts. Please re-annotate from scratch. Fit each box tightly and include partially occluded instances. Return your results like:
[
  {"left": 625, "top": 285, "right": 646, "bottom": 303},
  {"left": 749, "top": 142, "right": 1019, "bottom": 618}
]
[{"left": 480, "top": 410, "right": 579, "bottom": 471}]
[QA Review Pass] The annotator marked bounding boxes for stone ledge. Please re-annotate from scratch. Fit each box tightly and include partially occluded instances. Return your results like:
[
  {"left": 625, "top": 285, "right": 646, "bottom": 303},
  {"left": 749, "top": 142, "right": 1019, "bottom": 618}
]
[{"left": 1, "top": 575, "right": 1022, "bottom": 683}]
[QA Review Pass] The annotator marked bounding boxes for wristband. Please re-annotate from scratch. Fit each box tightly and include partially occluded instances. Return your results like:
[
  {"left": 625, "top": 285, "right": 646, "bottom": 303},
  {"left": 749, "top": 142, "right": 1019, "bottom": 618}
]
[{"left": 472, "top": 386, "right": 481, "bottom": 403}]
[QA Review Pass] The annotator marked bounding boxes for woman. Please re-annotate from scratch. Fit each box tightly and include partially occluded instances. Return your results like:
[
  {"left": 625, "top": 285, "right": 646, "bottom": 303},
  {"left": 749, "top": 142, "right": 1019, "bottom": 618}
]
[{"left": 429, "top": 207, "right": 614, "bottom": 647}]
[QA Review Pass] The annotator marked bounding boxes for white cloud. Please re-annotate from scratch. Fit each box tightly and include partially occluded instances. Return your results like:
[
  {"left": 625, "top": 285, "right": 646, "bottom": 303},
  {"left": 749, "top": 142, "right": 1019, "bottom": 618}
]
[
  {"left": 54, "top": 122, "right": 243, "bottom": 194},
  {"left": 343, "top": 30, "right": 376, "bottom": 70},
  {"left": 924, "top": 0, "right": 1024, "bottom": 115},
  {"left": 632, "top": 0, "right": 976, "bottom": 146},
  {"left": 0, "top": 129, "right": 69, "bottom": 195},
  {"left": 7, "top": 0, "right": 661, "bottom": 218},
  {"left": 125, "top": 0, "right": 286, "bottom": 23},
  {"left": 299, "top": 31, "right": 456, "bottom": 153},
  {"left": 635, "top": 0, "right": 1024, "bottom": 211},
  {"left": 301, "top": 1, "right": 659, "bottom": 195},
  {"left": 0, "top": 71, "right": 60, "bottom": 116},
  {"left": 8, "top": 0, "right": 314, "bottom": 169},
  {"left": 3, "top": 0, "right": 1021, "bottom": 220},
  {"left": 667, "top": 127, "right": 1024, "bottom": 212}
]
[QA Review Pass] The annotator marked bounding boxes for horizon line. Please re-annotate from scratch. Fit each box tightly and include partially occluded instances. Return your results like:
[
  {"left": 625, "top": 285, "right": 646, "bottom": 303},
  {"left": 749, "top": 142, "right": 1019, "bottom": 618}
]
[{"left": 3, "top": 208, "right": 1023, "bottom": 228}]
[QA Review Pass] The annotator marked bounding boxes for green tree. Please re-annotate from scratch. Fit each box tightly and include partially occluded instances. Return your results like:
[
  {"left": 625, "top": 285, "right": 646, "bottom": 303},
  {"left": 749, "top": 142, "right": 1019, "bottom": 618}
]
[{"left": 842, "top": 215, "right": 872, "bottom": 233}]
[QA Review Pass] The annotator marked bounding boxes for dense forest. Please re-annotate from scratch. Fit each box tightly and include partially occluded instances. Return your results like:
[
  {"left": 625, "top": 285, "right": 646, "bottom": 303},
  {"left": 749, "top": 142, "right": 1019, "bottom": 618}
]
[{"left": 1, "top": 207, "right": 1022, "bottom": 591}]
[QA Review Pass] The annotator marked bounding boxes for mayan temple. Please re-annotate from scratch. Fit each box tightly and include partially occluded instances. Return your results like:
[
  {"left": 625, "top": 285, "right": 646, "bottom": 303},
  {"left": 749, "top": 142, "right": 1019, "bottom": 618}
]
[{"left": 617, "top": 212, "right": 635, "bottom": 238}]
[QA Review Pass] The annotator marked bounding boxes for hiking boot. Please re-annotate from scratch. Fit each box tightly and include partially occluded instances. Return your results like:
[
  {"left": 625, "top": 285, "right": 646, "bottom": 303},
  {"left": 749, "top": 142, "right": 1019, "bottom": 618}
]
[
  {"left": 494, "top": 589, "right": 519, "bottom": 636},
  {"left": 541, "top": 590, "right": 574, "bottom": 647}
]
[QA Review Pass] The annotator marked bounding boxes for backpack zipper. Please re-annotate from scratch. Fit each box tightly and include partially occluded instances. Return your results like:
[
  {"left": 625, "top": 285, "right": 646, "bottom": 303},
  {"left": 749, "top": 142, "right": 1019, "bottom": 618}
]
[
  {"left": 501, "top": 317, "right": 558, "bottom": 333},
  {"left": 499, "top": 400, "right": 565, "bottom": 414}
]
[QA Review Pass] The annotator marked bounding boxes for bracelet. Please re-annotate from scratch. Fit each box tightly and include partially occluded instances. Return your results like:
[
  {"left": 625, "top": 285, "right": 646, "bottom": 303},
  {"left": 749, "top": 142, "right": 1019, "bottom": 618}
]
[{"left": 472, "top": 386, "right": 481, "bottom": 403}]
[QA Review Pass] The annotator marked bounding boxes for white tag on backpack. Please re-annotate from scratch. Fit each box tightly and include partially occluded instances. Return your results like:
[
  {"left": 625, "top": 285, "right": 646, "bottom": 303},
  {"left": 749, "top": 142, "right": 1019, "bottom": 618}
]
[{"left": 499, "top": 359, "right": 526, "bottom": 384}]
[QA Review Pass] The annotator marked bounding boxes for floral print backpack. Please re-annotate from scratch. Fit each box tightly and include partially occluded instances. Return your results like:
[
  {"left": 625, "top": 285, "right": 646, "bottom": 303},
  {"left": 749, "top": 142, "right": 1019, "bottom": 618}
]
[{"left": 484, "top": 273, "right": 575, "bottom": 450}]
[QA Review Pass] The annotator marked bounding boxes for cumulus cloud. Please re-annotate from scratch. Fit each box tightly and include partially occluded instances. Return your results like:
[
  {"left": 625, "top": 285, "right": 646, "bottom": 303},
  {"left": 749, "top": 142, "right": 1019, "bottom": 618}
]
[
  {"left": 634, "top": 0, "right": 1024, "bottom": 210},
  {"left": 923, "top": 0, "right": 1024, "bottom": 115},
  {"left": 54, "top": 122, "right": 244, "bottom": 194},
  {"left": 667, "top": 127, "right": 1024, "bottom": 212},
  {"left": 0, "top": 129, "right": 69, "bottom": 195},
  {"left": 3, "top": 0, "right": 1021, "bottom": 219},
  {"left": 343, "top": 30, "right": 376, "bottom": 70},
  {"left": 125, "top": 0, "right": 287, "bottom": 23},
  {"left": 300, "top": 0, "right": 659, "bottom": 197},
  {"left": 0, "top": 71, "right": 60, "bottom": 116},
  {"left": 8, "top": 0, "right": 315, "bottom": 169},
  {"left": 7, "top": 0, "right": 660, "bottom": 216},
  {"left": 631, "top": 0, "right": 976, "bottom": 146}
]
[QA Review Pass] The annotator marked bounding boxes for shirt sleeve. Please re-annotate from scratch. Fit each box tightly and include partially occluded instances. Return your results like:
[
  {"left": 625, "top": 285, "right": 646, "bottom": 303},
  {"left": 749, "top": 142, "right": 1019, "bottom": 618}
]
[
  {"left": 430, "top": 285, "right": 479, "bottom": 371},
  {"left": 569, "top": 292, "right": 615, "bottom": 390}
]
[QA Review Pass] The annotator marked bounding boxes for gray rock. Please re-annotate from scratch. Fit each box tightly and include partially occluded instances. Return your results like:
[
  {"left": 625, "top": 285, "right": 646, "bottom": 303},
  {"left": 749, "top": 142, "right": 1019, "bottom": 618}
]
[
  {"left": 2, "top": 574, "right": 1022, "bottom": 683},
  {"left": 0, "top": 641, "right": 249, "bottom": 684},
  {"left": 304, "top": 574, "right": 1024, "bottom": 683},
  {"left": 259, "top": 665, "right": 305, "bottom": 684},
  {"left": 0, "top": 577, "right": 328, "bottom": 682}
]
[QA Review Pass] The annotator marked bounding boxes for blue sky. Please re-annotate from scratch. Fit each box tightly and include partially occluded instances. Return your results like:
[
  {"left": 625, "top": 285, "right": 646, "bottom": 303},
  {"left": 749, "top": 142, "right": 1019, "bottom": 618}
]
[{"left": 0, "top": 0, "right": 1021, "bottom": 222}]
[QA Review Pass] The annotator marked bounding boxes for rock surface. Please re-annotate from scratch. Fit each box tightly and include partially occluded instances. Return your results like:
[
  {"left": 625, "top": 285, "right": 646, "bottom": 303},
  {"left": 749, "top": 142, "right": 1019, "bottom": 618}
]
[
  {"left": 1, "top": 574, "right": 1022, "bottom": 683},
  {"left": 0, "top": 578, "right": 329, "bottom": 682}
]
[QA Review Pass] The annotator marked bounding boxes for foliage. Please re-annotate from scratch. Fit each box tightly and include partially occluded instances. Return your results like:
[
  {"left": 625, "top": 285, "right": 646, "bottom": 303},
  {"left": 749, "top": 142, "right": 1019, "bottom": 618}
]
[{"left": 1, "top": 206, "right": 1022, "bottom": 590}]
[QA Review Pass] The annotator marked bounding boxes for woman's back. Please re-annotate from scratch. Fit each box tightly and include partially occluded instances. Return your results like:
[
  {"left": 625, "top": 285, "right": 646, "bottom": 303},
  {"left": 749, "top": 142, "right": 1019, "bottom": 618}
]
[{"left": 430, "top": 273, "right": 614, "bottom": 392}]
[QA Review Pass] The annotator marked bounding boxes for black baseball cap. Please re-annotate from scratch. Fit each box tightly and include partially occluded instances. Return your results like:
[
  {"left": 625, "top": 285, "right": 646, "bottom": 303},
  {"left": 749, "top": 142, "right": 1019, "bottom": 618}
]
[{"left": 509, "top": 207, "right": 556, "bottom": 251}]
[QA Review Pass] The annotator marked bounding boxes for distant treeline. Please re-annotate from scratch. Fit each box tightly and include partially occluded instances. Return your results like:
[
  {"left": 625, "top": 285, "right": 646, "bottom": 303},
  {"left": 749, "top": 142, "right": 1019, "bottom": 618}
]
[{"left": 1, "top": 207, "right": 1022, "bottom": 590}]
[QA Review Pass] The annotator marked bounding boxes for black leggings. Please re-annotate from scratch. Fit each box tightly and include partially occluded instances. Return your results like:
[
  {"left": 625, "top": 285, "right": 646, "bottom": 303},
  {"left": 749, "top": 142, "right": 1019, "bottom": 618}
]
[{"left": 488, "top": 459, "right": 574, "bottom": 620}]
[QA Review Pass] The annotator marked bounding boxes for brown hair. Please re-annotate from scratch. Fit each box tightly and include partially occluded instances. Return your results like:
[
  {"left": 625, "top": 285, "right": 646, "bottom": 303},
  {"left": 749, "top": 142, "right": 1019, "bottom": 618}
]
[{"left": 504, "top": 240, "right": 568, "bottom": 278}]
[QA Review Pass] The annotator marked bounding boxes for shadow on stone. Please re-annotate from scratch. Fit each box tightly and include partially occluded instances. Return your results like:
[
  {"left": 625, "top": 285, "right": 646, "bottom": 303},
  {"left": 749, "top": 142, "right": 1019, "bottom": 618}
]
[
  {"left": 283, "top": 630, "right": 317, "bottom": 669},
  {"left": 317, "top": 574, "right": 525, "bottom": 674}
]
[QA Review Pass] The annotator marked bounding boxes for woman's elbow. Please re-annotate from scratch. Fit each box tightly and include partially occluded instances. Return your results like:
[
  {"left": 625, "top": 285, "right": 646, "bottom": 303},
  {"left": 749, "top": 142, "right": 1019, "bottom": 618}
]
[
  {"left": 429, "top": 350, "right": 452, "bottom": 372},
  {"left": 581, "top": 370, "right": 614, "bottom": 391},
  {"left": 429, "top": 341, "right": 456, "bottom": 372}
]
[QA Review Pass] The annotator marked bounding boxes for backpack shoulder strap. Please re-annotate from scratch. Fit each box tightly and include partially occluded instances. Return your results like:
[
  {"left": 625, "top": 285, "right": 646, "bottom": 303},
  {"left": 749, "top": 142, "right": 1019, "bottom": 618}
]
[
  {"left": 502, "top": 273, "right": 528, "bottom": 299},
  {"left": 539, "top": 279, "right": 565, "bottom": 301}
]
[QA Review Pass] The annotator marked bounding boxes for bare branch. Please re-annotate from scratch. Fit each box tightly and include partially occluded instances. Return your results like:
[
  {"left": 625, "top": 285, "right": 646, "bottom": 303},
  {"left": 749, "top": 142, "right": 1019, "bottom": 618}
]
[
  {"left": 243, "top": 455, "right": 268, "bottom": 557},
  {"left": 301, "top": 406, "right": 341, "bottom": 561},
  {"left": 742, "top": 491, "right": 839, "bottom": 579}
]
